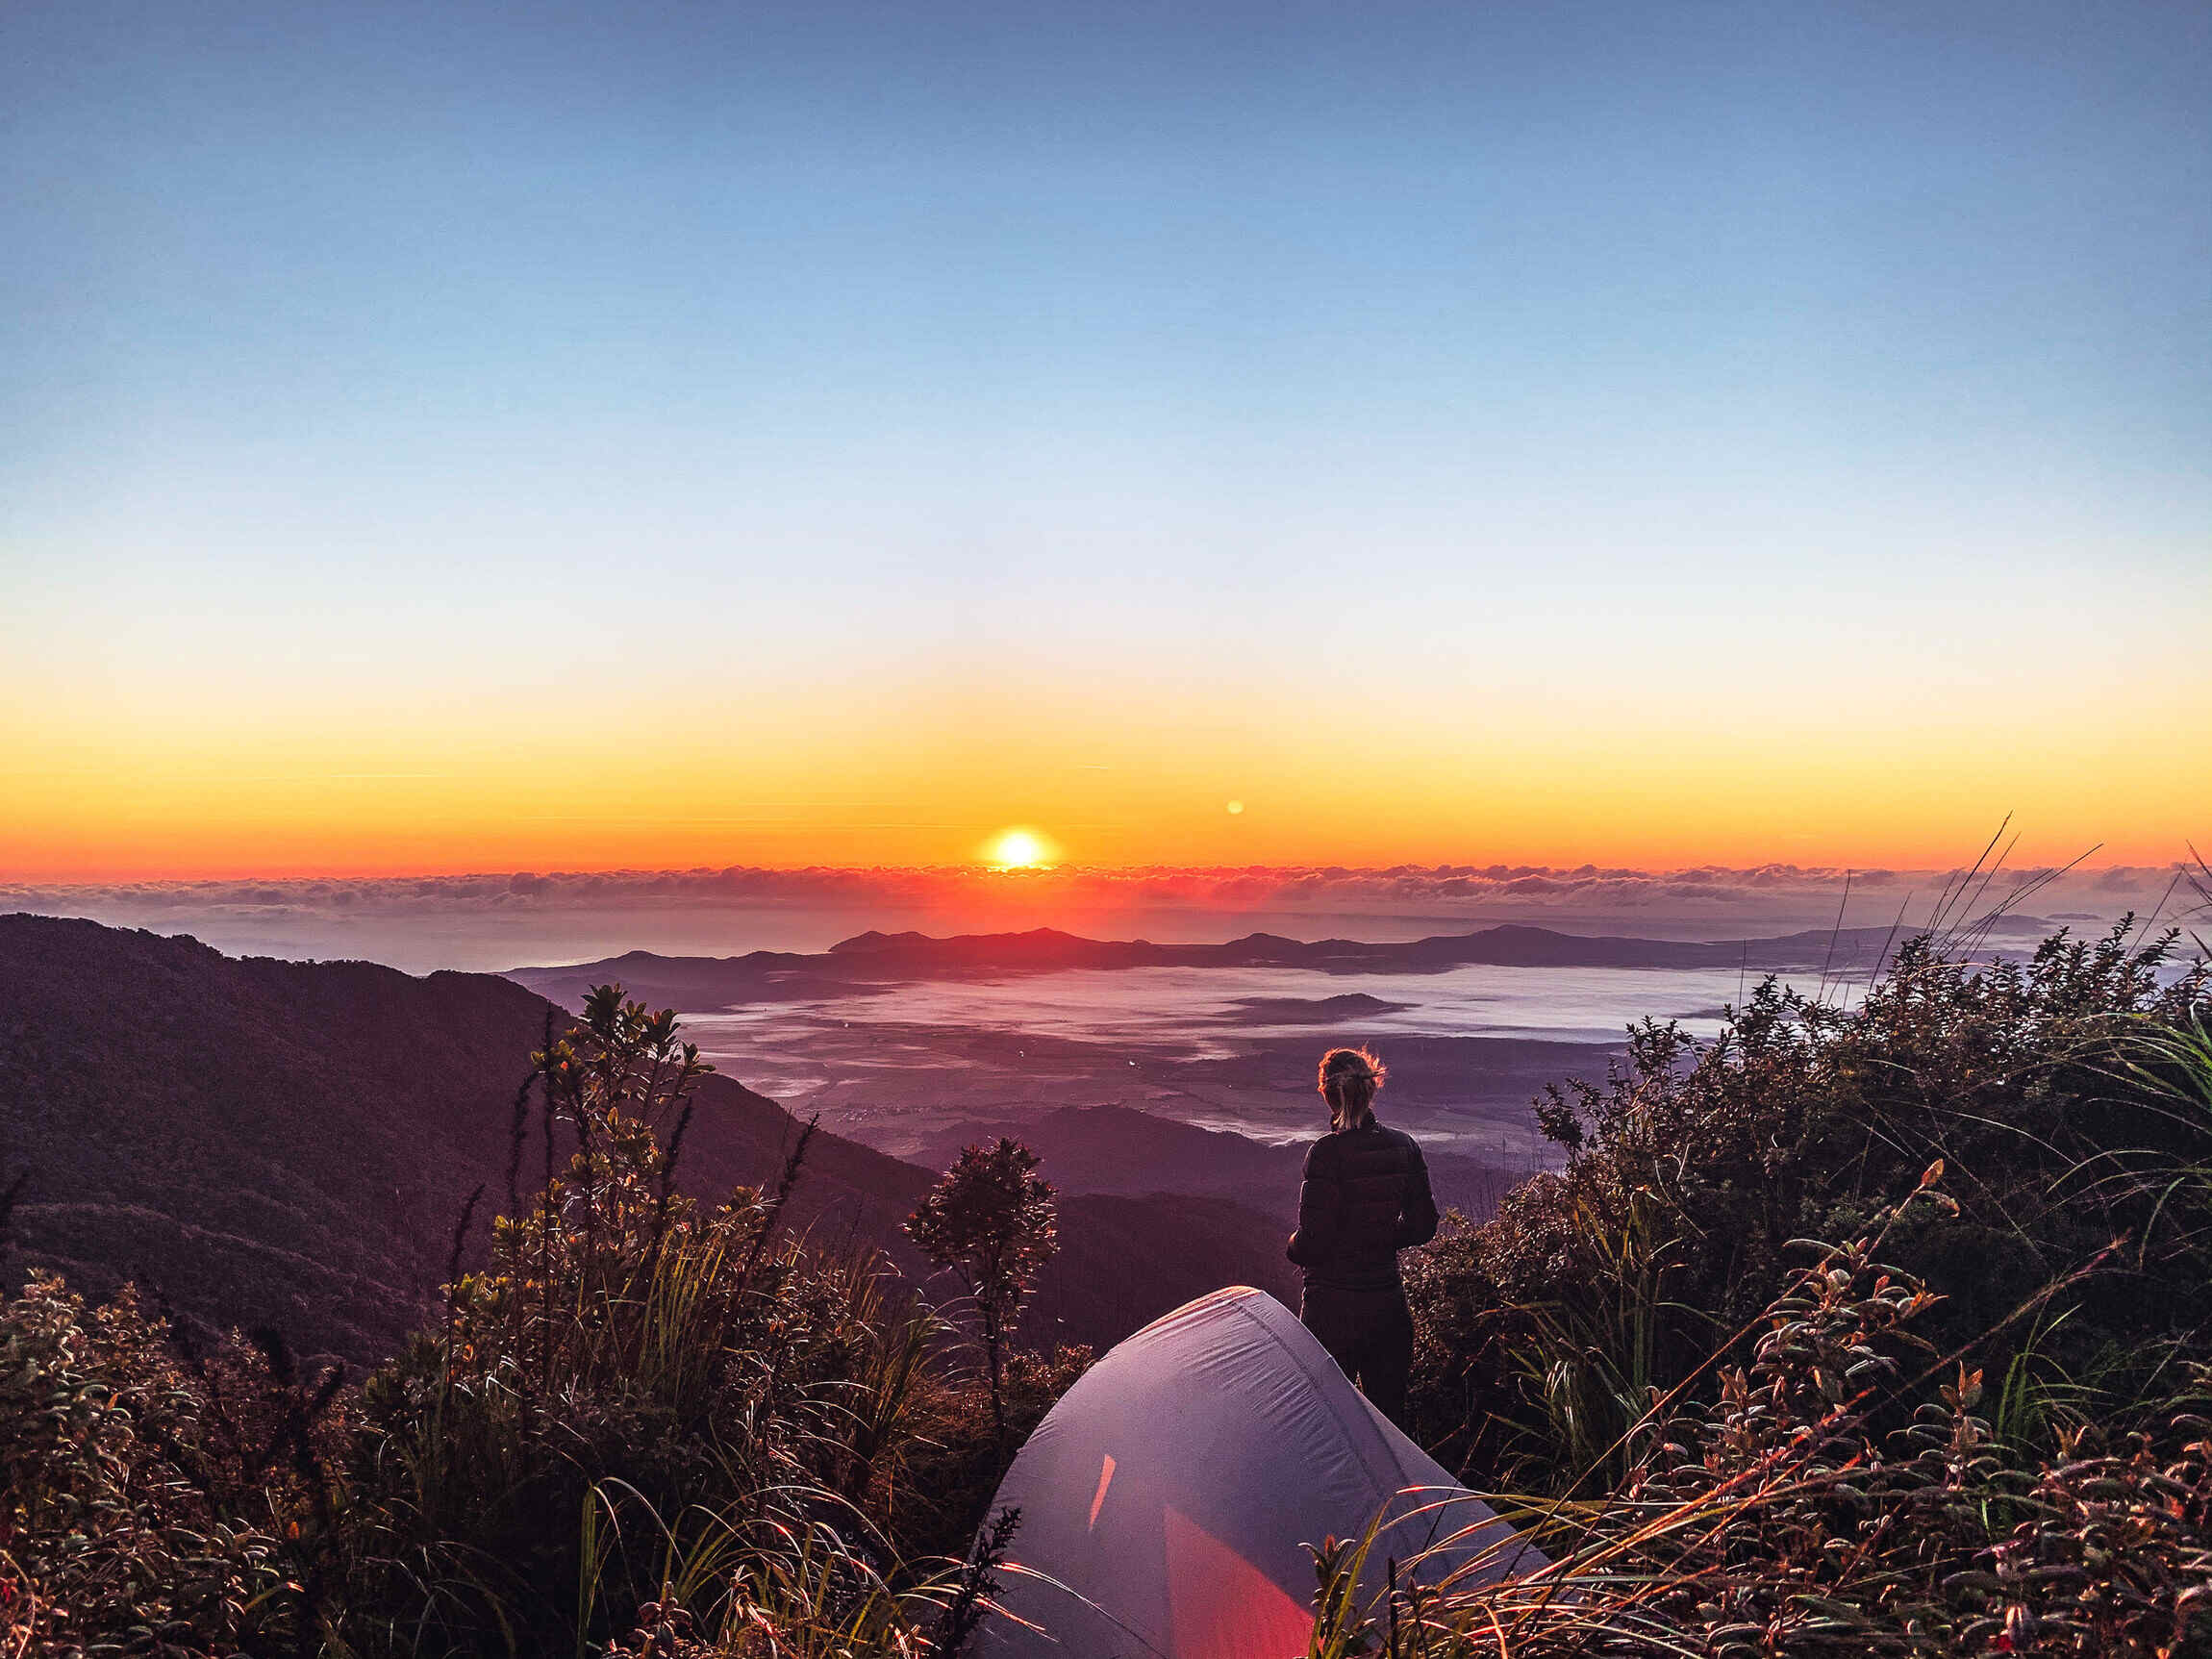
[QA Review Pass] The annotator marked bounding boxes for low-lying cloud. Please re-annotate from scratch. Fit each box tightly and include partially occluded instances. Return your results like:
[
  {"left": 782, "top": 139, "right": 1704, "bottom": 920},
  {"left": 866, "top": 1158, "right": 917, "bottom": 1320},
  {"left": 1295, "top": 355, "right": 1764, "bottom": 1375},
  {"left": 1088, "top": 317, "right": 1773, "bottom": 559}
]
[{"left": 7, "top": 861, "right": 2201, "bottom": 977}]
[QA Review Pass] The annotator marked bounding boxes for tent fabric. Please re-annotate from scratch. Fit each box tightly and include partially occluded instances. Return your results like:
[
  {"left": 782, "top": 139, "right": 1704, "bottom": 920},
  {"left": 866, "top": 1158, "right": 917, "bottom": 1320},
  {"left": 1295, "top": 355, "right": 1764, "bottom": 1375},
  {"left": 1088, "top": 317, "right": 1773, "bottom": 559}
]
[{"left": 984, "top": 1286, "right": 1545, "bottom": 1659}]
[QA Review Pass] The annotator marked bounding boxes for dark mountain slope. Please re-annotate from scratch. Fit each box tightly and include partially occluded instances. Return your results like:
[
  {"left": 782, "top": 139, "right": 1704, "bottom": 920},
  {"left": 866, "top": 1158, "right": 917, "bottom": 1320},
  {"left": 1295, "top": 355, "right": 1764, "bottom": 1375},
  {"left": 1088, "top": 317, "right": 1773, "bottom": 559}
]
[
  {"left": 1032, "top": 1190, "right": 1298, "bottom": 1350},
  {"left": 0, "top": 915, "right": 934, "bottom": 1358},
  {"left": 0, "top": 916, "right": 1291, "bottom": 1363},
  {"left": 904, "top": 1102, "right": 1512, "bottom": 1223},
  {"left": 909, "top": 1106, "right": 1296, "bottom": 1208}
]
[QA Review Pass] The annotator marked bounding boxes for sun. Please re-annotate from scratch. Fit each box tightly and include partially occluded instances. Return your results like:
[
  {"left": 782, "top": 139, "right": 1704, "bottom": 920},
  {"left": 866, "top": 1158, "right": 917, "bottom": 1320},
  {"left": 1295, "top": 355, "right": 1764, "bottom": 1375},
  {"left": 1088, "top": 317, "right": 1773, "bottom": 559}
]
[{"left": 988, "top": 828, "right": 1049, "bottom": 869}]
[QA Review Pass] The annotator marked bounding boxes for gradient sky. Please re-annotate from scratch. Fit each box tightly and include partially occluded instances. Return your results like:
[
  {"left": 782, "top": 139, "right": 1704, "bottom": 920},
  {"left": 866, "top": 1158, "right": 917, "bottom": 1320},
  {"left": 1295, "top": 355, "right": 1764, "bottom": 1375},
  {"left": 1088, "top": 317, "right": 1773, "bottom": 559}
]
[{"left": 4, "top": 1, "right": 2207, "bottom": 878}]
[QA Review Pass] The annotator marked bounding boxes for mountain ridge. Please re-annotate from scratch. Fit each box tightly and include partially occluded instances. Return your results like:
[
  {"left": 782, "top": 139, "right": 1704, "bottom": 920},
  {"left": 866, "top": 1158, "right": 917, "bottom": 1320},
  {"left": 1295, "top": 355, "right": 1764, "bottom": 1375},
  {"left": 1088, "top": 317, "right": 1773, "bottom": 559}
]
[
  {"left": 0, "top": 915, "right": 1297, "bottom": 1363},
  {"left": 509, "top": 920, "right": 1912, "bottom": 1009}
]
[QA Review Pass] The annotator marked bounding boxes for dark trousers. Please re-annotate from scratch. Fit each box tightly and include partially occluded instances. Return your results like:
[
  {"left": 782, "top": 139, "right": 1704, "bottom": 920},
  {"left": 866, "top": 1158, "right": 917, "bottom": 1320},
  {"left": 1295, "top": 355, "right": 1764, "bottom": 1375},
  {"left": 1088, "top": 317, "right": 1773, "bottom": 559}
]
[{"left": 1300, "top": 1283, "right": 1416, "bottom": 1431}]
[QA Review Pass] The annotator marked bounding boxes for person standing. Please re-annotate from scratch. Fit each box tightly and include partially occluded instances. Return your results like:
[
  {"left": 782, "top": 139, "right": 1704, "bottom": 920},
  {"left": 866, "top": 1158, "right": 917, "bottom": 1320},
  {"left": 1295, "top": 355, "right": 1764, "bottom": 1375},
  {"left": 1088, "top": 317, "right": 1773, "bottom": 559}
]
[{"left": 1287, "top": 1046, "right": 1438, "bottom": 1430}]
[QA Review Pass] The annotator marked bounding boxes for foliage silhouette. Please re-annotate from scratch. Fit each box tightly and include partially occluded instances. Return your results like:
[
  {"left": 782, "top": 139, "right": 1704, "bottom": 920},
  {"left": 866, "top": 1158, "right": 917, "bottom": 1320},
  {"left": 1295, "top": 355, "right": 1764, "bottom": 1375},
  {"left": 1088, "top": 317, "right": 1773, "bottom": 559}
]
[
  {"left": 11, "top": 892, "right": 2212, "bottom": 1658},
  {"left": 904, "top": 1139, "right": 1060, "bottom": 1444}
]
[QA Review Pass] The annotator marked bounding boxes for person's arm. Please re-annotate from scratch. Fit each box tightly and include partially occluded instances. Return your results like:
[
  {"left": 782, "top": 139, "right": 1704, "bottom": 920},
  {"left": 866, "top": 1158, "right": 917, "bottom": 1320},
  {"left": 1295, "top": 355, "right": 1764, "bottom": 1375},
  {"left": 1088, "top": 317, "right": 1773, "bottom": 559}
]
[
  {"left": 1395, "top": 1136, "right": 1439, "bottom": 1248},
  {"left": 1286, "top": 1137, "right": 1343, "bottom": 1267}
]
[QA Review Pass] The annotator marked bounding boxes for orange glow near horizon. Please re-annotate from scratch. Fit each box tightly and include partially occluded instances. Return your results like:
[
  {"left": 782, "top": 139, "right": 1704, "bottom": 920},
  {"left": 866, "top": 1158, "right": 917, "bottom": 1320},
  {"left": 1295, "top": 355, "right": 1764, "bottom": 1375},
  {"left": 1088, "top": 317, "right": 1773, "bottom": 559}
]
[
  {"left": 2, "top": 641, "right": 2205, "bottom": 883},
  {"left": 2, "top": 721, "right": 2204, "bottom": 884},
  {"left": 6, "top": 3, "right": 2209, "bottom": 893}
]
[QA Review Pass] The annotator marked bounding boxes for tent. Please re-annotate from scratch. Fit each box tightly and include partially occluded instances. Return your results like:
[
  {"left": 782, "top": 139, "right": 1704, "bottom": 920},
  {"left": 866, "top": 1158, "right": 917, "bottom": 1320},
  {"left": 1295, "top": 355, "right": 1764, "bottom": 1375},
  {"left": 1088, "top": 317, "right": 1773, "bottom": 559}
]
[{"left": 983, "top": 1286, "right": 1545, "bottom": 1659}]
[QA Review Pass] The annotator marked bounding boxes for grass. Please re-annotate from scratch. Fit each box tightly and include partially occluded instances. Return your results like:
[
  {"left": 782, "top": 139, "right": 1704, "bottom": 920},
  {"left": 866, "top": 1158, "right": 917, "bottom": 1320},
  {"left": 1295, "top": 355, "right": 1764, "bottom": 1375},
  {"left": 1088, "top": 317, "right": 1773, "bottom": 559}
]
[
  {"left": 7, "top": 891, "right": 2212, "bottom": 1658},
  {"left": 1386, "top": 893, "right": 2212, "bottom": 1655},
  {"left": 0, "top": 987, "right": 1043, "bottom": 1659},
  {"left": 1321, "top": 1173, "right": 2212, "bottom": 1655}
]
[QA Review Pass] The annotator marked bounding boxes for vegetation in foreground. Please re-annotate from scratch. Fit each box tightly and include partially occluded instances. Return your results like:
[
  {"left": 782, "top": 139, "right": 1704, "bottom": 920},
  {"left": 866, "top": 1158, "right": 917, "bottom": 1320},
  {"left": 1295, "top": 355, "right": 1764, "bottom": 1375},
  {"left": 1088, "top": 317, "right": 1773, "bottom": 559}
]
[
  {"left": 6, "top": 867, "right": 2212, "bottom": 1657},
  {"left": 1368, "top": 887, "right": 2212, "bottom": 1654},
  {"left": 1, "top": 987, "right": 1074, "bottom": 1658}
]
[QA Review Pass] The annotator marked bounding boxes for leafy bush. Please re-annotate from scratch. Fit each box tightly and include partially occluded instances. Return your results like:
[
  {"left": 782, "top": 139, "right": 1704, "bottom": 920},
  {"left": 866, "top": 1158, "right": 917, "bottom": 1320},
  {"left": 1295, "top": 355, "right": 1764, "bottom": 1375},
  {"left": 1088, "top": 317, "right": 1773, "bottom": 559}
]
[
  {"left": 0, "top": 1276, "right": 323, "bottom": 1656},
  {"left": 903, "top": 1138, "right": 1059, "bottom": 1445},
  {"left": 338, "top": 986, "right": 1021, "bottom": 1657},
  {"left": 883, "top": 1343, "right": 1092, "bottom": 1566},
  {"left": 1356, "top": 908, "right": 2212, "bottom": 1655},
  {"left": 1, "top": 986, "right": 1070, "bottom": 1659},
  {"left": 1408, "top": 921, "right": 2212, "bottom": 1490},
  {"left": 14, "top": 906, "right": 2212, "bottom": 1659},
  {"left": 1325, "top": 1172, "right": 2212, "bottom": 1655}
]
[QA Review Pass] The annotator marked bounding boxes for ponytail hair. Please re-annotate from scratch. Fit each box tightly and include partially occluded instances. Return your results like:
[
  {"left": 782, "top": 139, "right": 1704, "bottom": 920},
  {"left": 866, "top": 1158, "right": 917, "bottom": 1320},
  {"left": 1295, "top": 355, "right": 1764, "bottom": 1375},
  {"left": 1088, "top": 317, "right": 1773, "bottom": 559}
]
[{"left": 1318, "top": 1046, "right": 1386, "bottom": 1132}]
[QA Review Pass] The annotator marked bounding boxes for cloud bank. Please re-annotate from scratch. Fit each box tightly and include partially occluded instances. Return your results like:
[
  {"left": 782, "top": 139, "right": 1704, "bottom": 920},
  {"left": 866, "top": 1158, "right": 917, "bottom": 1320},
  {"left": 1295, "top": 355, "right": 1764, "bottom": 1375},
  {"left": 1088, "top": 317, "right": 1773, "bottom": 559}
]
[{"left": 6, "top": 862, "right": 2201, "bottom": 976}]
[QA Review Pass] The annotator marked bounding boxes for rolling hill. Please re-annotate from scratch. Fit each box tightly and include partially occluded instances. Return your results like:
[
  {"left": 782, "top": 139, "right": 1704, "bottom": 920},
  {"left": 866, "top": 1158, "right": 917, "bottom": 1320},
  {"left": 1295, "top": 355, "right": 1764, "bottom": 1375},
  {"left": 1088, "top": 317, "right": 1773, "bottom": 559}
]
[{"left": 0, "top": 915, "right": 1295, "bottom": 1363}]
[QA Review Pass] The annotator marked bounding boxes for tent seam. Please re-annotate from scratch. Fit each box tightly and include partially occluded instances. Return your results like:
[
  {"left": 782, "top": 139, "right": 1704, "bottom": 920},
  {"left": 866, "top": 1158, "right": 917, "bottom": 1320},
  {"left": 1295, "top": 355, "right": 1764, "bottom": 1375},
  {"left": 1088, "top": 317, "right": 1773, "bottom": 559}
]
[
  {"left": 1219, "top": 1291, "right": 1421, "bottom": 1491},
  {"left": 1223, "top": 1290, "right": 1494, "bottom": 1565}
]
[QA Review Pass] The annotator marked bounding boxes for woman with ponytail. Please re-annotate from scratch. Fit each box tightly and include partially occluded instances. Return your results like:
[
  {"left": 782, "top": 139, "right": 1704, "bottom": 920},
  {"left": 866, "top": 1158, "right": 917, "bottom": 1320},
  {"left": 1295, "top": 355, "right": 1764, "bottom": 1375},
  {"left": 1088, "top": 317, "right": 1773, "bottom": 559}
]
[{"left": 1285, "top": 1046, "right": 1437, "bottom": 1429}]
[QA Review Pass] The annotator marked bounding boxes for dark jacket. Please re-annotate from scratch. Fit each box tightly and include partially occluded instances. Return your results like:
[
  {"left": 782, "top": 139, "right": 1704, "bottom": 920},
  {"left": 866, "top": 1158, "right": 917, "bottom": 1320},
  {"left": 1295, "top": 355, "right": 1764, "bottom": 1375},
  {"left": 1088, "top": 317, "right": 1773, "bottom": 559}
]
[{"left": 1285, "top": 1119, "right": 1440, "bottom": 1292}]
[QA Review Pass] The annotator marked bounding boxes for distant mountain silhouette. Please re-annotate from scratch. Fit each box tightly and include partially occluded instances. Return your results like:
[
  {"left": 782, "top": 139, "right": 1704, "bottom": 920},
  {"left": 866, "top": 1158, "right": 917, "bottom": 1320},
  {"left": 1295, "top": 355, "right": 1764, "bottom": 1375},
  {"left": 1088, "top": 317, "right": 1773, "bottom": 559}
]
[
  {"left": 0, "top": 916, "right": 1295, "bottom": 1363},
  {"left": 909, "top": 1106, "right": 1295, "bottom": 1208},
  {"left": 906, "top": 1103, "right": 1516, "bottom": 1222},
  {"left": 511, "top": 921, "right": 1902, "bottom": 1009}
]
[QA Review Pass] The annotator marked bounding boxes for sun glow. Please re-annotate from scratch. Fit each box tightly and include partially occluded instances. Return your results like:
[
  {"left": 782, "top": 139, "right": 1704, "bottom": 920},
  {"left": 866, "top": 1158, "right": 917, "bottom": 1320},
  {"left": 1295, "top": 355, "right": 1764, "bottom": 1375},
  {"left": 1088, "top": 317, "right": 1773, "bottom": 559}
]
[{"left": 989, "top": 828, "right": 1049, "bottom": 869}]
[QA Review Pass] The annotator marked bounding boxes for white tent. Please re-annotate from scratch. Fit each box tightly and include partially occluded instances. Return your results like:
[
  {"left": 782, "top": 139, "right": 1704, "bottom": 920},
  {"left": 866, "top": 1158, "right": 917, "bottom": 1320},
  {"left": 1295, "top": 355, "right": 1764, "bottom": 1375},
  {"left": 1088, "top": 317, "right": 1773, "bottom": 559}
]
[{"left": 984, "top": 1286, "right": 1545, "bottom": 1659}]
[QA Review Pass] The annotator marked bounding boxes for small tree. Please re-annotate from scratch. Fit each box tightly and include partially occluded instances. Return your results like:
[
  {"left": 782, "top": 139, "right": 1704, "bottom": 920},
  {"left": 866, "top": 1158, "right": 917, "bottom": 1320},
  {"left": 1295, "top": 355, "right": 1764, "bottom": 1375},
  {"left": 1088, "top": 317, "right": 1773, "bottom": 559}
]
[{"left": 905, "top": 1138, "right": 1057, "bottom": 1442}]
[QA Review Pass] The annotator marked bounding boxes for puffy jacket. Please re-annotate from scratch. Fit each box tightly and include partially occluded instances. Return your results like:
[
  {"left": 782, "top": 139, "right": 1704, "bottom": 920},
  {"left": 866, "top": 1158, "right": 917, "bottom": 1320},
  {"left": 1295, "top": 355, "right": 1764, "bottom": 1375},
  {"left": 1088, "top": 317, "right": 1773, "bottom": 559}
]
[{"left": 1286, "top": 1119, "right": 1439, "bottom": 1292}]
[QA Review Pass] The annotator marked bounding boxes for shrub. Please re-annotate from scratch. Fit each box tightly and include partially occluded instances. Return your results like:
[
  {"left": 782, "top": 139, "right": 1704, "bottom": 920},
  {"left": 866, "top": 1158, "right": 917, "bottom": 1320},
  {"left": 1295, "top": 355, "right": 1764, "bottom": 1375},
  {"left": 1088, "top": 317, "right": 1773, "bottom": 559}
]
[
  {"left": 1407, "top": 922, "right": 2212, "bottom": 1491},
  {"left": 1326, "top": 1170, "right": 2212, "bottom": 1656},
  {"left": 884, "top": 1343, "right": 1092, "bottom": 1567},
  {"left": 0, "top": 1276, "right": 314, "bottom": 1657},
  {"left": 0, "top": 987, "right": 1078, "bottom": 1659},
  {"left": 338, "top": 987, "right": 998, "bottom": 1657},
  {"left": 904, "top": 1140, "right": 1059, "bottom": 1445}
]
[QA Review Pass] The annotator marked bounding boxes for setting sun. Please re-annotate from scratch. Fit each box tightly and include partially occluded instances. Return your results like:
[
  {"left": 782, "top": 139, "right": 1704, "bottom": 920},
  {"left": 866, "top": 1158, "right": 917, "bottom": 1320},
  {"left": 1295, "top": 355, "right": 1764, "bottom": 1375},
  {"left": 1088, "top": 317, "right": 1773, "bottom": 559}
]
[{"left": 989, "top": 829, "right": 1049, "bottom": 869}]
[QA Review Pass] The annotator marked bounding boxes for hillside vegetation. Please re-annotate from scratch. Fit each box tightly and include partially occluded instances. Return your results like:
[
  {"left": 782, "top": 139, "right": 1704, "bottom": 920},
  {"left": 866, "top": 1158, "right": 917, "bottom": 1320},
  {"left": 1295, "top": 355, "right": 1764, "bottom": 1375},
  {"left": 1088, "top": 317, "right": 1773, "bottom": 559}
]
[
  {"left": 6, "top": 904, "right": 2212, "bottom": 1656},
  {"left": 0, "top": 916, "right": 922, "bottom": 1359},
  {"left": 2, "top": 984, "right": 1072, "bottom": 1656},
  {"left": 1378, "top": 914, "right": 2212, "bottom": 1654},
  {"left": 0, "top": 915, "right": 1295, "bottom": 1360}
]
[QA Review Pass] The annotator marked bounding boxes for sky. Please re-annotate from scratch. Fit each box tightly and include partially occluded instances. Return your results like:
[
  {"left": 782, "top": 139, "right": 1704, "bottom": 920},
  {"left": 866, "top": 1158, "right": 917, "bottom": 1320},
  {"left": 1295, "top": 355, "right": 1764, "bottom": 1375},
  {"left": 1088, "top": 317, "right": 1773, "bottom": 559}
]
[{"left": 4, "top": 1, "right": 2208, "bottom": 879}]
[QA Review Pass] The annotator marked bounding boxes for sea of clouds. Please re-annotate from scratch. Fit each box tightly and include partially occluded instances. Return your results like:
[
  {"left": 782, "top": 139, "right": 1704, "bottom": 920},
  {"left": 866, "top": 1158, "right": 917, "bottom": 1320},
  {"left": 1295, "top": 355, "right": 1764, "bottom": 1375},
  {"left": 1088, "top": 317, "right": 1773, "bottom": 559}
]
[{"left": 6, "top": 861, "right": 2201, "bottom": 976}]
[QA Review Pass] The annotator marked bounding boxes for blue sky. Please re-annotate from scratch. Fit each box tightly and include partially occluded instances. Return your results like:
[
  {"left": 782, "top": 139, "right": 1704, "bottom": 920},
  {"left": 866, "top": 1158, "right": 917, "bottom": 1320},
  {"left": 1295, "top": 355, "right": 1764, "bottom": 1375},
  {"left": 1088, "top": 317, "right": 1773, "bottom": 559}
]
[{"left": 3, "top": 2, "right": 2208, "bottom": 872}]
